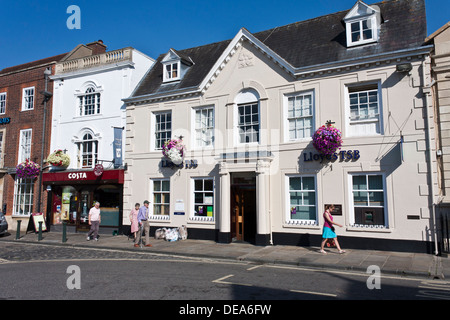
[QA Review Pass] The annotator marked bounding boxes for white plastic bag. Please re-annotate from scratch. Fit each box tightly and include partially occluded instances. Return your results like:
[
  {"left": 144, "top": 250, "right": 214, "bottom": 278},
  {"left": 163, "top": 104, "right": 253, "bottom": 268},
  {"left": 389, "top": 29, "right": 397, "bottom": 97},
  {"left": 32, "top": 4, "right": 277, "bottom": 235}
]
[
  {"left": 178, "top": 225, "right": 188, "bottom": 240},
  {"left": 165, "top": 228, "right": 179, "bottom": 242}
]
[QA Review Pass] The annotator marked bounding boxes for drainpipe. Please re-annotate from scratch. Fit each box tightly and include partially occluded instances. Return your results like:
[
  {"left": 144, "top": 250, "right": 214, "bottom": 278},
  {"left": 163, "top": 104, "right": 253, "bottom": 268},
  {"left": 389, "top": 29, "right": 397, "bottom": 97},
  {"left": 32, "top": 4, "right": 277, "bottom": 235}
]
[{"left": 423, "top": 73, "right": 439, "bottom": 256}]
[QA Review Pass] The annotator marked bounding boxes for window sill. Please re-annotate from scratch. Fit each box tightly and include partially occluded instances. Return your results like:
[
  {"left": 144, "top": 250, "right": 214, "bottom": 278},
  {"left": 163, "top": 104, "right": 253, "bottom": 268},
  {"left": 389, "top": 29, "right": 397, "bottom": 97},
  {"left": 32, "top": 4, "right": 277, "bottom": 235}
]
[
  {"left": 347, "top": 39, "right": 378, "bottom": 48},
  {"left": 162, "top": 79, "right": 181, "bottom": 84},
  {"left": 349, "top": 118, "right": 379, "bottom": 125},
  {"left": 284, "top": 137, "right": 313, "bottom": 144},
  {"left": 188, "top": 216, "right": 215, "bottom": 224},
  {"left": 192, "top": 146, "right": 215, "bottom": 151},
  {"left": 73, "top": 113, "right": 103, "bottom": 120},
  {"left": 346, "top": 225, "right": 391, "bottom": 233},
  {"left": 149, "top": 215, "right": 170, "bottom": 222},
  {"left": 235, "top": 142, "right": 260, "bottom": 147},
  {"left": 283, "top": 221, "right": 320, "bottom": 230},
  {"left": 12, "top": 214, "right": 31, "bottom": 218}
]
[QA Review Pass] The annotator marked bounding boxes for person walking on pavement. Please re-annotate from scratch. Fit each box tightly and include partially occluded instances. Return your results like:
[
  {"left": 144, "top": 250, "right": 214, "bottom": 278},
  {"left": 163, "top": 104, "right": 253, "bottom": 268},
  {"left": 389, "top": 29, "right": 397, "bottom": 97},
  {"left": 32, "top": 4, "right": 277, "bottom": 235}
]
[
  {"left": 87, "top": 201, "right": 101, "bottom": 241},
  {"left": 129, "top": 203, "right": 140, "bottom": 240},
  {"left": 320, "top": 204, "right": 345, "bottom": 254},
  {"left": 134, "top": 200, "right": 152, "bottom": 247}
]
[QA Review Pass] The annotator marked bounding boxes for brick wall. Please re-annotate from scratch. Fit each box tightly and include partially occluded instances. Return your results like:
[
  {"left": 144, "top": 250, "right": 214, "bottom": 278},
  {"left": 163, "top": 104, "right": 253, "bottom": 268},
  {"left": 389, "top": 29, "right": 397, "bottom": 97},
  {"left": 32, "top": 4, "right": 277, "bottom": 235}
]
[{"left": 0, "top": 62, "right": 57, "bottom": 228}]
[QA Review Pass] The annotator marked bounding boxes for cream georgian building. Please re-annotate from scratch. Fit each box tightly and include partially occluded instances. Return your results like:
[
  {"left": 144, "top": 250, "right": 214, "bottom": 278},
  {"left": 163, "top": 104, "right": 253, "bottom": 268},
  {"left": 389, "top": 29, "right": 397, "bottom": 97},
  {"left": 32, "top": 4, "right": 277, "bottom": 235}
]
[{"left": 123, "top": 0, "right": 438, "bottom": 253}]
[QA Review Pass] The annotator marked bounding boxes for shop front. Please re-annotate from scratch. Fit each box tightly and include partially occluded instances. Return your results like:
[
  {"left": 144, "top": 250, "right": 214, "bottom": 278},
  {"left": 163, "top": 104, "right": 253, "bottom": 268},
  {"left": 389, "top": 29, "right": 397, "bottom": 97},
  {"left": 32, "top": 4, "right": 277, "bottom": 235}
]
[{"left": 43, "top": 169, "right": 124, "bottom": 233}]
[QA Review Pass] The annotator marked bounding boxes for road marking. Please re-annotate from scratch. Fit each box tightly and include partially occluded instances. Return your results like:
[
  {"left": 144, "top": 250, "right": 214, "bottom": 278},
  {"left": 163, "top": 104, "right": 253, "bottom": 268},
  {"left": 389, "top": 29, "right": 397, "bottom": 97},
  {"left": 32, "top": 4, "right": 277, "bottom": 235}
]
[
  {"left": 212, "top": 274, "right": 253, "bottom": 287},
  {"left": 0, "top": 258, "right": 10, "bottom": 264},
  {"left": 213, "top": 273, "right": 338, "bottom": 297},
  {"left": 416, "top": 281, "right": 450, "bottom": 300},
  {"left": 247, "top": 265, "right": 261, "bottom": 271},
  {"left": 290, "top": 289, "right": 337, "bottom": 298}
]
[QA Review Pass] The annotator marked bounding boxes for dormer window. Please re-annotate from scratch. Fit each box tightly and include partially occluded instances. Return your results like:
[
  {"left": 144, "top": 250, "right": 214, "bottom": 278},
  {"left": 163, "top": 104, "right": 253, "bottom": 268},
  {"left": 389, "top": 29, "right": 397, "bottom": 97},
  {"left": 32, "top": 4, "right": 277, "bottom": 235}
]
[
  {"left": 165, "top": 62, "right": 179, "bottom": 81},
  {"left": 162, "top": 48, "right": 193, "bottom": 83},
  {"left": 344, "top": 1, "right": 381, "bottom": 48},
  {"left": 351, "top": 19, "right": 373, "bottom": 43}
]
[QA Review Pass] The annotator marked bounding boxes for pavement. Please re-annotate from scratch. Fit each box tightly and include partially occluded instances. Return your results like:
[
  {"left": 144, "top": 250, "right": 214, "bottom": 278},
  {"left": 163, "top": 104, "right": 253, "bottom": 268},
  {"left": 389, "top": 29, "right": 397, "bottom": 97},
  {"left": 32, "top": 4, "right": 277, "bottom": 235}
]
[{"left": 1, "top": 229, "right": 449, "bottom": 280}]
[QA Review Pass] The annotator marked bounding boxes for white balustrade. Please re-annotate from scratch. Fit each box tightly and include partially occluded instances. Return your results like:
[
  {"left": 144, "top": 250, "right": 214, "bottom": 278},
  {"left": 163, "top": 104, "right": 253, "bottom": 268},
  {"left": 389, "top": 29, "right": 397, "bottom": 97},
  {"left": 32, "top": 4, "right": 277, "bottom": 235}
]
[{"left": 55, "top": 48, "right": 132, "bottom": 74}]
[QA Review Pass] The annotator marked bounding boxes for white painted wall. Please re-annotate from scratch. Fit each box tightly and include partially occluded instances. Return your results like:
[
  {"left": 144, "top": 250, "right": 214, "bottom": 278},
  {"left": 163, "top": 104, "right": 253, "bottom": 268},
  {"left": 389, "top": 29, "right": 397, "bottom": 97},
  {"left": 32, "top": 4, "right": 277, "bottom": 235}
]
[{"left": 50, "top": 49, "right": 154, "bottom": 169}]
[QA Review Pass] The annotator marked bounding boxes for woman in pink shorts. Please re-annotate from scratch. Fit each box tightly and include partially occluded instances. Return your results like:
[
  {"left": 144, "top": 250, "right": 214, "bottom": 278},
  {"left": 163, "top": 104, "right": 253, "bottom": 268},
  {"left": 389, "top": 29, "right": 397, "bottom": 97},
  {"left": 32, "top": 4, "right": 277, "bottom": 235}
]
[{"left": 320, "top": 204, "right": 345, "bottom": 254}]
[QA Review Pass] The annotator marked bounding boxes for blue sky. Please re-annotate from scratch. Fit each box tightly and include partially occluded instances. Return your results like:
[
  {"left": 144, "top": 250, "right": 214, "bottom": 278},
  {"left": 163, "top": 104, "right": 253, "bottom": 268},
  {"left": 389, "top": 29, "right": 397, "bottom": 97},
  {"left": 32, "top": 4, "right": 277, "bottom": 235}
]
[{"left": 0, "top": 0, "right": 448, "bottom": 70}]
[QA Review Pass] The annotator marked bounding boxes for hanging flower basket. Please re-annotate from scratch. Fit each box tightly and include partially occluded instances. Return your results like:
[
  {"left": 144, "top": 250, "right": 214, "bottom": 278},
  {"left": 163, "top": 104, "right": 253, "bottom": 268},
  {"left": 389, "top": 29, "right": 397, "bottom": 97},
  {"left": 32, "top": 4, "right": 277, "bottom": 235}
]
[
  {"left": 162, "top": 138, "right": 185, "bottom": 165},
  {"left": 46, "top": 149, "right": 70, "bottom": 168},
  {"left": 16, "top": 159, "right": 40, "bottom": 179},
  {"left": 312, "top": 122, "right": 343, "bottom": 156}
]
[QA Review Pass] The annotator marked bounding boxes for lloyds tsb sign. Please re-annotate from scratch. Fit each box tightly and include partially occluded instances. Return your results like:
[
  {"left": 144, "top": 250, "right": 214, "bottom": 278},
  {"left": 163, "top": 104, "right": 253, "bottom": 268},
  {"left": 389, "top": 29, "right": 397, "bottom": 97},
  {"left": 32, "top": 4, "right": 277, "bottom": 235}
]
[{"left": 303, "top": 150, "right": 360, "bottom": 163}]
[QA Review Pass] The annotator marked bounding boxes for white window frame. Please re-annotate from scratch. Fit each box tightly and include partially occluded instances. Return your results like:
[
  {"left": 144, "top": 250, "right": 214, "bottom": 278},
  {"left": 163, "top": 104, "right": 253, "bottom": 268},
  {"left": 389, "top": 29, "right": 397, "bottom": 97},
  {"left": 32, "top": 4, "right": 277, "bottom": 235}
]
[
  {"left": 192, "top": 106, "right": 214, "bottom": 149},
  {"left": 345, "top": 16, "right": 378, "bottom": 47},
  {"left": 153, "top": 111, "right": 172, "bottom": 151},
  {"left": 236, "top": 102, "right": 260, "bottom": 145},
  {"left": 163, "top": 61, "right": 180, "bottom": 82},
  {"left": 284, "top": 90, "right": 315, "bottom": 142},
  {"left": 191, "top": 177, "right": 215, "bottom": 222},
  {"left": 285, "top": 175, "right": 317, "bottom": 225},
  {"left": 22, "top": 87, "right": 35, "bottom": 111},
  {"left": 348, "top": 173, "right": 388, "bottom": 228},
  {"left": 150, "top": 178, "right": 170, "bottom": 219},
  {"left": 234, "top": 89, "right": 261, "bottom": 146},
  {"left": 76, "top": 132, "right": 98, "bottom": 169},
  {"left": 0, "top": 129, "right": 5, "bottom": 167},
  {"left": 13, "top": 177, "right": 34, "bottom": 216},
  {"left": 345, "top": 82, "right": 383, "bottom": 137},
  {"left": 0, "top": 92, "right": 6, "bottom": 114},
  {"left": 18, "top": 129, "right": 32, "bottom": 164},
  {"left": 79, "top": 86, "right": 101, "bottom": 116}
]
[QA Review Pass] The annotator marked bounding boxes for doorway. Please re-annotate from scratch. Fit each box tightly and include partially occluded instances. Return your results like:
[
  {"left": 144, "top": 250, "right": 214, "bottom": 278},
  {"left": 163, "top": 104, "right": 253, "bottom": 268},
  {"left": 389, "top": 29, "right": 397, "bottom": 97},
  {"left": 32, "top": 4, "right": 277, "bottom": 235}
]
[{"left": 230, "top": 173, "right": 256, "bottom": 243}]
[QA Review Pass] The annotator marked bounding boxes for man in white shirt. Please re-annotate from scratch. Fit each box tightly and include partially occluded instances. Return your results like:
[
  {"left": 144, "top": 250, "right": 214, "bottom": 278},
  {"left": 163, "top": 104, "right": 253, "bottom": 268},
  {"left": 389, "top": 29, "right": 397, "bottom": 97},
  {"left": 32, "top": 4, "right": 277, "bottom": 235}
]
[{"left": 87, "top": 201, "right": 101, "bottom": 241}]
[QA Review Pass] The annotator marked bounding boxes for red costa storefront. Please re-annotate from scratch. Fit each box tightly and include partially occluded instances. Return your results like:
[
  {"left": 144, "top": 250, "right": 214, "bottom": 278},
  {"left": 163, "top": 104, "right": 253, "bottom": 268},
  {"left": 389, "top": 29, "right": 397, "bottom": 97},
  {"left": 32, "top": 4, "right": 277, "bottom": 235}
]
[{"left": 42, "top": 168, "right": 124, "bottom": 233}]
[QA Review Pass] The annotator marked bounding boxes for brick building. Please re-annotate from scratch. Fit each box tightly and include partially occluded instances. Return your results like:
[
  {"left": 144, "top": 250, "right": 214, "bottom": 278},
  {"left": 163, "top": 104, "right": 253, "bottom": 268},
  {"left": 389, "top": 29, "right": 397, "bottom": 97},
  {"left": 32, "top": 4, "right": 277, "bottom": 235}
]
[{"left": 0, "top": 53, "right": 65, "bottom": 231}]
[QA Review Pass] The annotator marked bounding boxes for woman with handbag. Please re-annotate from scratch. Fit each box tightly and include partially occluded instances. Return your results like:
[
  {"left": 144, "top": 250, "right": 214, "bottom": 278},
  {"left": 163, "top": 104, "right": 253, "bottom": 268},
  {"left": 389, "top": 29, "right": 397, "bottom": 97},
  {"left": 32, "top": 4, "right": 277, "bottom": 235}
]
[{"left": 320, "top": 204, "right": 345, "bottom": 254}]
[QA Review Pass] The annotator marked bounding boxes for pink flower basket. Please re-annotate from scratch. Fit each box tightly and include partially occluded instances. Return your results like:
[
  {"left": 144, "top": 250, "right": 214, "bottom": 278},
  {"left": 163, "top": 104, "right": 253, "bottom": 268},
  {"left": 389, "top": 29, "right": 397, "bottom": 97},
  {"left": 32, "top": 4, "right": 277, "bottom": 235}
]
[
  {"left": 312, "top": 123, "right": 343, "bottom": 156},
  {"left": 16, "top": 159, "right": 40, "bottom": 179}
]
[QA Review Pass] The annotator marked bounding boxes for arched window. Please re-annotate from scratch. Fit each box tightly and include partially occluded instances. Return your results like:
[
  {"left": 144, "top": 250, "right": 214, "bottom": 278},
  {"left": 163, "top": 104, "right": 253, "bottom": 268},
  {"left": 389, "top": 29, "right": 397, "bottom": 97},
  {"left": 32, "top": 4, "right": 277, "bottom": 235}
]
[
  {"left": 235, "top": 89, "right": 260, "bottom": 144},
  {"left": 77, "top": 132, "right": 98, "bottom": 168},
  {"left": 79, "top": 86, "right": 101, "bottom": 116}
]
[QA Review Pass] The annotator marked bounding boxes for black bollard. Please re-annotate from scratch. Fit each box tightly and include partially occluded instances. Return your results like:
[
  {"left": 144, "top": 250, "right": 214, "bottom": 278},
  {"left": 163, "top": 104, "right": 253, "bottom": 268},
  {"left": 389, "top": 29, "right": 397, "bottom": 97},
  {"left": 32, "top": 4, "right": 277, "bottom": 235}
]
[
  {"left": 62, "top": 221, "right": 67, "bottom": 243},
  {"left": 38, "top": 221, "right": 43, "bottom": 241},
  {"left": 15, "top": 220, "right": 22, "bottom": 240}
]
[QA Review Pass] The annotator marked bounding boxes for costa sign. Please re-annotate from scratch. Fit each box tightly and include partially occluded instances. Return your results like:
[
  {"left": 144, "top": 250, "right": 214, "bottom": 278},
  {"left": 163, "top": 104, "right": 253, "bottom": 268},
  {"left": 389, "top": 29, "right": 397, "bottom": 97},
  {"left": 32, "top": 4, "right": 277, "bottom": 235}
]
[
  {"left": 43, "top": 169, "right": 125, "bottom": 184},
  {"left": 68, "top": 172, "right": 88, "bottom": 180}
]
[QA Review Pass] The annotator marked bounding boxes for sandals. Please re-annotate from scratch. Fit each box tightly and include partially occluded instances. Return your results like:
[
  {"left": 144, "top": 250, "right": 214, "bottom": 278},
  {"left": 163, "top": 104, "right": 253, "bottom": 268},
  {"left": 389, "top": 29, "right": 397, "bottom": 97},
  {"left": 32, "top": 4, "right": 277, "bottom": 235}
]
[{"left": 319, "top": 249, "right": 346, "bottom": 254}]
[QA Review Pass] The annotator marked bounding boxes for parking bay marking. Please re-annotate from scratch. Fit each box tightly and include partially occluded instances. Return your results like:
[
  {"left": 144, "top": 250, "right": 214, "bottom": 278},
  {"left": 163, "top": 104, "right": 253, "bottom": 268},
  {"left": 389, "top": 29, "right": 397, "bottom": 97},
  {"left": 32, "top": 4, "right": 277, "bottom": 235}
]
[{"left": 212, "top": 274, "right": 337, "bottom": 297}]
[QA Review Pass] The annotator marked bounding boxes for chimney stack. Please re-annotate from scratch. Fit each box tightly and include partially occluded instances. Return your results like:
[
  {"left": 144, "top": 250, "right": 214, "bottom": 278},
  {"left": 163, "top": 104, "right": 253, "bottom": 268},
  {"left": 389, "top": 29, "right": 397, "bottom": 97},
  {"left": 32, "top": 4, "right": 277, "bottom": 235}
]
[{"left": 86, "top": 40, "right": 107, "bottom": 55}]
